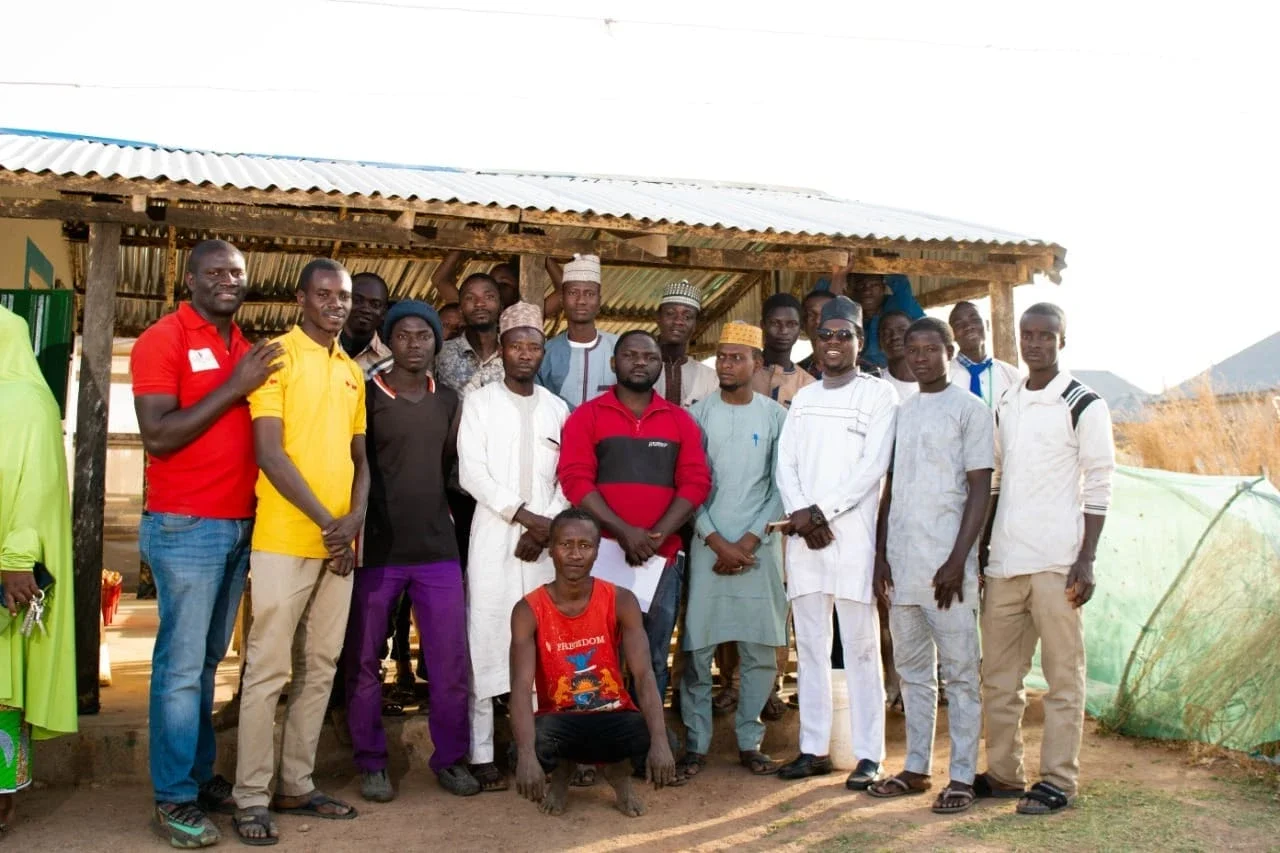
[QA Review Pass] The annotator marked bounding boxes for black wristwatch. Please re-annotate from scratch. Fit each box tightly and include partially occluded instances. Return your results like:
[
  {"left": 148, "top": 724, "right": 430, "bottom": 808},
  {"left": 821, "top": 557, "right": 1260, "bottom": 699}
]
[{"left": 808, "top": 504, "right": 828, "bottom": 527}]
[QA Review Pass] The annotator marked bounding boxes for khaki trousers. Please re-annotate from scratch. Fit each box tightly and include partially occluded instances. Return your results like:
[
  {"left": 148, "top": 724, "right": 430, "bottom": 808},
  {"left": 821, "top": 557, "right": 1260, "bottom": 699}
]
[
  {"left": 233, "top": 552, "right": 354, "bottom": 809},
  {"left": 980, "top": 572, "right": 1086, "bottom": 795}
]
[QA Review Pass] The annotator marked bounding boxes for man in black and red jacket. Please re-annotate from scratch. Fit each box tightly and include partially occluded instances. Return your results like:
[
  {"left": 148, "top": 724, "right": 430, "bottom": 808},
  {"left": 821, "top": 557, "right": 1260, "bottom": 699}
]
[{"left": 557, "top": 329, "right": 712, "bottom": 701}]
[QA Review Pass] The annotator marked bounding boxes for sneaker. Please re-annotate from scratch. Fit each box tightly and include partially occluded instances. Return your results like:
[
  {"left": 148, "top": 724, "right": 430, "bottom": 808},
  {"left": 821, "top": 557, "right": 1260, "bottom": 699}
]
[
  {"left": 152, "top": 802, "right": 220, "bottom": 849},
  {"left": 360, "top": 769, "right": 396, "bottom": 803},
  {"left": 436, "top": 763, "right": 482, "bottom": 797},
  {"left": 196, "top": 774, "right": 235, "bottom": 815}
]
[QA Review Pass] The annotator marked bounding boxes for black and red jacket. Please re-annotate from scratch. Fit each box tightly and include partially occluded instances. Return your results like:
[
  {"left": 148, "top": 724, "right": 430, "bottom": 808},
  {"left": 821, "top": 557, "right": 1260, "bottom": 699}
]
[{"left": 558, "top": 387, "right": 711, "bottom": 558}]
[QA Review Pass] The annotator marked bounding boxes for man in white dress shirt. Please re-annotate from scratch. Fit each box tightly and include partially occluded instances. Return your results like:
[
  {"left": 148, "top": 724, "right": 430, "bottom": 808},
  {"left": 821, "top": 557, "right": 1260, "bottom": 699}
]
[
  {"left": 774, "top": 296, "right": 899, "bottom": 791},
  {"left": 948, "top": 301, "right": 1021, "bottom": 409}
]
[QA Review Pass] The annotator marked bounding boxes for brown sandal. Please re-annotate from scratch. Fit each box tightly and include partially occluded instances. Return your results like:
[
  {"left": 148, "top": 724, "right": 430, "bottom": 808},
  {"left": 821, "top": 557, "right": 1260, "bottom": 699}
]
[
  {"left": 739, "top": 750, "right": 780, "bottom": 776},
  {"left": 932, "top": 783, "right": 976, "bottom": 814},
  {"left": 470, "top": 762, "right": 509, "bottom": 793},
  {"left": 866, "top": 773, "right": 932, "bottom": 798},
  {"left": 671, "top": 751, "right": 708, "bottom": 785}
]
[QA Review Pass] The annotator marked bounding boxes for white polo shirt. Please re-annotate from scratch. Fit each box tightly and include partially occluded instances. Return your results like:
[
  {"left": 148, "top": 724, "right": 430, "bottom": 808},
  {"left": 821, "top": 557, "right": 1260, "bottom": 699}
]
[{"left": 987, "top": 370, "right": 1116, "bottom": 578}]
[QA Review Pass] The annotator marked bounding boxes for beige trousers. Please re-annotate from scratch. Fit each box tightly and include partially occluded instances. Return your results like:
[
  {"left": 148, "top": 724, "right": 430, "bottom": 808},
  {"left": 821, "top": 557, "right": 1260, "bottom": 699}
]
[
  {"left": 980, "top": 571, "right": 1086, "bottom": 796},
  {"left": 233, "top": 552, "right": 354, "bottom": 809}
]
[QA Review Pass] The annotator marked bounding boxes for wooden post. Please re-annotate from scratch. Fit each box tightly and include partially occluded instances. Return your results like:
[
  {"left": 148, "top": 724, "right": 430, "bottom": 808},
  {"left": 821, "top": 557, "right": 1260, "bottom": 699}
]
[
  {"left": 988, "top": 280, "right": 1018, "bottom": 366},
  {"left": 72, "top": 222, "right": 120, "bottom": 714},
  {"left": 775, "top": 270, "right": 796, "bottom": 300},
  {"left": 163, "top": 225, "right": 178, "bottom": 309},
  {"left": 519, "top": 254, "right": 551, "bottom": 311}
]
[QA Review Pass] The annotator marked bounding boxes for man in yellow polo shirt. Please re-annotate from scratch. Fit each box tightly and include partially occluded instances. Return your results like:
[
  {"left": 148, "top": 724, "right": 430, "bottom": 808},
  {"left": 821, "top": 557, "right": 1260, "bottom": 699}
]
[{"left": 232, "top": 258, "right": 371, "bottom": 844}]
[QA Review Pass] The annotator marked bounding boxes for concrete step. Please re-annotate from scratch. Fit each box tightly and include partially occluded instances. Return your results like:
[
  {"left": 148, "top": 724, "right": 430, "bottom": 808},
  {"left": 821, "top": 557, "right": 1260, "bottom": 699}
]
[
  {"left": 33, "top": 705, "right": 809, "bottom": 786},
  {"left": 34, "top": 710, "right": 437, "bottom": 786}
]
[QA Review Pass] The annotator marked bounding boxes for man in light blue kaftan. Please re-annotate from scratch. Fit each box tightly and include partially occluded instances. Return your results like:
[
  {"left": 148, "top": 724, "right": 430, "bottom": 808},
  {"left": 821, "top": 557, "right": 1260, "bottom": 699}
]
[{"left": 677, "top": 323, "right": 789, "bottom": 779}]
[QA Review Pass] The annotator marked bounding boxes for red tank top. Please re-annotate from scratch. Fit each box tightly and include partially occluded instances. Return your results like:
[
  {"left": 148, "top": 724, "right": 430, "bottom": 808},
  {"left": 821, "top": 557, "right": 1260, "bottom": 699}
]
[{"left": 525, "top": 579, "right": 637, "bottom": 715}]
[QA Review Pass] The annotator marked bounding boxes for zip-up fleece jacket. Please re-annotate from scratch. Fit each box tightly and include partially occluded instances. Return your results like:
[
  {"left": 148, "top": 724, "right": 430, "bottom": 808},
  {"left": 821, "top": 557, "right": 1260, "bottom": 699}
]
[{"left": 558, "top": 386, "right": 712, "bottom": 558}]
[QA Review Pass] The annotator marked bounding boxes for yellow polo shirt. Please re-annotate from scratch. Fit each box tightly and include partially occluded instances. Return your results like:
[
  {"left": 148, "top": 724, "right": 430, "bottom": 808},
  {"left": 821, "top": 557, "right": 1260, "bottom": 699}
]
[{"left": 248, "top": 325, "right": 367, "bottom": 558}]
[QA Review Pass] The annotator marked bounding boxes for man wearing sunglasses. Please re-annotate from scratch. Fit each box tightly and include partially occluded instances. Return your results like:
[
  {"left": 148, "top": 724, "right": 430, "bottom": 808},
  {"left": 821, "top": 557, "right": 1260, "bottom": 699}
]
[{"left": 775, "top": 296, "right": 899, "bottom": 792}]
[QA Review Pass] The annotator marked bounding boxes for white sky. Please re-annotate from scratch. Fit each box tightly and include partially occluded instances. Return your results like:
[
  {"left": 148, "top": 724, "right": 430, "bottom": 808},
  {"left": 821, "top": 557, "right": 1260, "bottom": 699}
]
[{"left": 4, "top": 0, "right": 1277, "bottom": 391}]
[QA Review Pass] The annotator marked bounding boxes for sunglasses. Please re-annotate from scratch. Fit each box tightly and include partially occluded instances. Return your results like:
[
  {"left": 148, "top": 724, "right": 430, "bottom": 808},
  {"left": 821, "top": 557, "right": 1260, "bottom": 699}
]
[{"left": 816, "top": 328, "right": 857, "bottom": 342}]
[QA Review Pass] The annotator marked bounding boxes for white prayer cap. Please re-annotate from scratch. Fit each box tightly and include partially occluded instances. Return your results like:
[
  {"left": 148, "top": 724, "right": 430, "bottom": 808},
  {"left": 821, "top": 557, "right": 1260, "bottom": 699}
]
[{"left": 562, "top": 253, "right": 602, "bottom": 285}]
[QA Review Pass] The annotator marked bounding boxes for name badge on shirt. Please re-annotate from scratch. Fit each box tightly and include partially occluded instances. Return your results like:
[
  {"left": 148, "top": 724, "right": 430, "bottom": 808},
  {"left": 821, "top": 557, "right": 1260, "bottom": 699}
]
[{"left": 188, "top": 347, "right": 220, "bottom": 373}]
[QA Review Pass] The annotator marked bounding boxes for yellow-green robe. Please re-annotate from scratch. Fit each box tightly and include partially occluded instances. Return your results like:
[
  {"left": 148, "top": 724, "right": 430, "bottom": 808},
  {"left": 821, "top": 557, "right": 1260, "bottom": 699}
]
[{"left": 0, "top": 306, "right": 77, "bottom": 739}]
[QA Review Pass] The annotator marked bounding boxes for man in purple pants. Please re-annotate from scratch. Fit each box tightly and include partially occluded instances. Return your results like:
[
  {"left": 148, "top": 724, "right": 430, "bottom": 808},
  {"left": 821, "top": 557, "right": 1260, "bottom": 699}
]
[{"left": 343, "top": 300, "right": 479, "bottom": 801}]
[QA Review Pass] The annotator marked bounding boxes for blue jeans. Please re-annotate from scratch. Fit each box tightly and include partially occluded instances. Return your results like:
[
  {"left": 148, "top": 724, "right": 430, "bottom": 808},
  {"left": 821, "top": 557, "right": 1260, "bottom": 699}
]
[
  {"left": 140, "top": 512, "right": 251, "bottom": 804},
  {"left": 641, "top": 554, "right": 684, "bottom": 700}
]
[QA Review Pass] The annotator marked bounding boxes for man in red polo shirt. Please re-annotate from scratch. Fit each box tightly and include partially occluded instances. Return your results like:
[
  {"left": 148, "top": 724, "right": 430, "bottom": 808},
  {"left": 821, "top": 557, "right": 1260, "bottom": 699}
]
[
  {"left": 557, "top": 329, "right": 711, "bottom": 703},
  {"left": 131, "top": 239, "right": 283, "bottom": 848}
]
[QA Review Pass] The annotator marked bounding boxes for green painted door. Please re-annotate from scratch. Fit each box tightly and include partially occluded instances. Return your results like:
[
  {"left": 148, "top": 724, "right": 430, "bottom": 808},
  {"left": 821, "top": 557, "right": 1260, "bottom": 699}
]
[{"left": 0, "top": 289, "right": 75, "bottom": 417}]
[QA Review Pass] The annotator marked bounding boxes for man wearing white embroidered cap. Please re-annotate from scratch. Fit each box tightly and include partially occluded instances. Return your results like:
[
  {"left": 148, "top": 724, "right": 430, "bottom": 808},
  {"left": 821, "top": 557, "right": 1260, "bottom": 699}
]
[
  {"left": 654, "top": 280, "right": 719, "bottom": 409},
  {"left": 460, "top": 301, "right": 571, "bottom": 793},
  {"left": 536, "top": 254, "right": 618, "bottom": 409}
]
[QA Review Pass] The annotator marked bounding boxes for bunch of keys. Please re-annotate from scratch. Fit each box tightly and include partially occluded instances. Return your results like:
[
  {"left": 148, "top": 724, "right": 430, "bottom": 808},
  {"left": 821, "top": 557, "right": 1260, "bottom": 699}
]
[{"left": 20, "top": 590, "right": 47, "bottom": 637}]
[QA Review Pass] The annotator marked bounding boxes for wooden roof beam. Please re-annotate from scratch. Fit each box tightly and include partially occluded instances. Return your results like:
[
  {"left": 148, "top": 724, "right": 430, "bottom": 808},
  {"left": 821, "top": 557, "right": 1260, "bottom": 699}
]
[
  {"left": 0, "top": 171, "right": 1062, "bottom": 259},
  {"left": 3, "top": 196, "right": 419, "bottom": 245},
  {"left": 0, "top": 171, "right": 521, "bottom": 224},
  {"left": 517, "top": 208, "right": 1061, "bottom": 257},
  {"left": 916, "top": 279, "right": 995, "bottom": 309},
  {"left": 22, "top": 196, "right": 1032, "bottom": 281}
]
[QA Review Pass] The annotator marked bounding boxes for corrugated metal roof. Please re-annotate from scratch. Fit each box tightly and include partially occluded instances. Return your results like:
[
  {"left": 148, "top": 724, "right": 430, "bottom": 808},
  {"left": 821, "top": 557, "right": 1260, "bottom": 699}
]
[{"left": 0, "top": 129, "right": 1049, "bottom": 245}]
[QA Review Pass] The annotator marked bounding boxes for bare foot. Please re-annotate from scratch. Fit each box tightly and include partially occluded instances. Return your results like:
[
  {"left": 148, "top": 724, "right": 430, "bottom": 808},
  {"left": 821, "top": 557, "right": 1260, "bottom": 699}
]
[
  {"left": 539, "top": 763, "right": 572, "bottom": 816},
  {"left": 605, "top": 762, "right": 646, "bottom": 817}
]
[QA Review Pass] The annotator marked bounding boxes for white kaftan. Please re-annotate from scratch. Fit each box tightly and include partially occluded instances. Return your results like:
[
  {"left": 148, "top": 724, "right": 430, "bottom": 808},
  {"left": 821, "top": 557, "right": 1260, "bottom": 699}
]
[
  {"left": 775, "top": 374, "right": 899, "bottom": 604},
  {"left": 776, "top": 373, "right": 898, "bottom": 761},
  {"left": 458, "top": 382, "right": 570, "bottom": 701}
]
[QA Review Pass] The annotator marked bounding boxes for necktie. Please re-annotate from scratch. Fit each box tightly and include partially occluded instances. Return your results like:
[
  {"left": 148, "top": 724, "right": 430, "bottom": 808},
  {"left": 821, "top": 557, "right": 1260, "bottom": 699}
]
[{"left": 958, "top": 353, "right": 991, "bottom": 398}]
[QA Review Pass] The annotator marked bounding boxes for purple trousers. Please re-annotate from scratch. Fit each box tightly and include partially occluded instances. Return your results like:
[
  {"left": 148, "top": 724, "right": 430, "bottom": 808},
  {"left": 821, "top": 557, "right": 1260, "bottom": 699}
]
[{"left": 344, "top": 560, "right": 470, "bottom": 773}]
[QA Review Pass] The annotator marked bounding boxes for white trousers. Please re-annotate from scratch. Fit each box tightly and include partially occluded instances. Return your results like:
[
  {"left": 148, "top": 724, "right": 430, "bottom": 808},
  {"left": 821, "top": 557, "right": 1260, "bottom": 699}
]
[
  {"left": 469, "top": 689, "right": 537, "bottom": 764},
  {"left": 469, "top": 692, "right": 497, "bottom": 765},
  {"left": 792, "top": 593, "right": 886, "bottom": 761}
]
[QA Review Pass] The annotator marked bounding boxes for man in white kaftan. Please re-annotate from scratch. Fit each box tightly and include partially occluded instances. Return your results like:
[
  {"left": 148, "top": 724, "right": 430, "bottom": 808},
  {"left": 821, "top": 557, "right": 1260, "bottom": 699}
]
[
  {"left": 775, "top": 296, "right": 899, "bottom": 789},
  {"left": 458, "top": 302, "right": 570, "bottom": 790}
]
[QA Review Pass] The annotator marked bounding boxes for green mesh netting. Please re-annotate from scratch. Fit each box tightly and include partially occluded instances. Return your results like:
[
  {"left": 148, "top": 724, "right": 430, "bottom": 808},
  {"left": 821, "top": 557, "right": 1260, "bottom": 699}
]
[{"left": 1025, "top": 466, "right": 1280, "bottom": 753}]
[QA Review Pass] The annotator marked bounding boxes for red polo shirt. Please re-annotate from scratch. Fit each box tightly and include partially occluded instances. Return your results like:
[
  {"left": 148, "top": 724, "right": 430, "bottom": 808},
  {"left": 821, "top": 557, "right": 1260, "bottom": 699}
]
[{"left": 130, "top": 303, "right": 257, "bottom": 518}]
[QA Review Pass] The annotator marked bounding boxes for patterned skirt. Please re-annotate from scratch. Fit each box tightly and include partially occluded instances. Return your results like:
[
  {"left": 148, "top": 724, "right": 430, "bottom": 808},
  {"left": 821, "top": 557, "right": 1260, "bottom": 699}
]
[{"left": 0, "top": 704, "right": 31, "bottom": 794}]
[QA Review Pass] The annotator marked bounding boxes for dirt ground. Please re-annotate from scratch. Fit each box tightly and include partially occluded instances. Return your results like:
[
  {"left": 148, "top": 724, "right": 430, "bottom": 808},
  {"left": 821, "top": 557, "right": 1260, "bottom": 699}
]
[{"left": 11, "top": 695, "right": 1280, "bottom": 852}]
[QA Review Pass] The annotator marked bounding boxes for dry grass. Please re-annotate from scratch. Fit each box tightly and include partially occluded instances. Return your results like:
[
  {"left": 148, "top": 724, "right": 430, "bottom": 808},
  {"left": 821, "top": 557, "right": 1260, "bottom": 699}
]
[{"left": 1118, "top": 380, "right": 1280, "bottom": 486}]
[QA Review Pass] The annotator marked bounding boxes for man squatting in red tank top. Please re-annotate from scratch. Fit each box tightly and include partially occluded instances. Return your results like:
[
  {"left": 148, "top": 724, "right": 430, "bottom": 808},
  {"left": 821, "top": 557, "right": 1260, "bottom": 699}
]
[{"left": 509, "top": 509, "right": 677, "bottom": 816}]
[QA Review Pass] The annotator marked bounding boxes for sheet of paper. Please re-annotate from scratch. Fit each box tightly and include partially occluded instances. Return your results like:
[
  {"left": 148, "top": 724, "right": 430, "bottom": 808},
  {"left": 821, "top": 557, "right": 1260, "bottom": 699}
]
[{"left": 591, "top": 538, "right": 667, "bottom": 613}]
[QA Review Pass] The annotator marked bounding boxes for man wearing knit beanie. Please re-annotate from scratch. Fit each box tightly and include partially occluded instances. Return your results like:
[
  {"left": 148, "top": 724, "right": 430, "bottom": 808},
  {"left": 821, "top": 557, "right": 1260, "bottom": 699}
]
[
  {"left": 459, "top": 302, "right": 575, "bottom": 793},
  {"left": 345, "top": 299, "right": 479, "bottom": 801}
]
